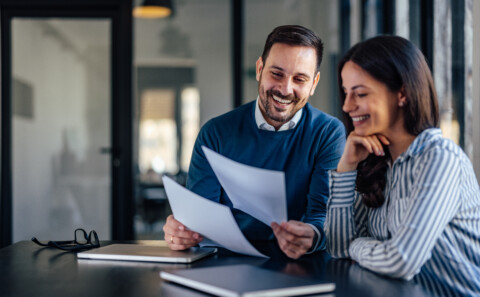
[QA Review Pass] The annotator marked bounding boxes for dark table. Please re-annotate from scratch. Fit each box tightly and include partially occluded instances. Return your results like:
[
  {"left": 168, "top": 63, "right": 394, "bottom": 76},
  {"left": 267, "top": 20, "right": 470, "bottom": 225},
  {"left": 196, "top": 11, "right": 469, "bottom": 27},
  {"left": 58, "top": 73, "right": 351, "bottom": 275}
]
[{"left": 0, "top": 240, "right": 440, "bottom": 297}]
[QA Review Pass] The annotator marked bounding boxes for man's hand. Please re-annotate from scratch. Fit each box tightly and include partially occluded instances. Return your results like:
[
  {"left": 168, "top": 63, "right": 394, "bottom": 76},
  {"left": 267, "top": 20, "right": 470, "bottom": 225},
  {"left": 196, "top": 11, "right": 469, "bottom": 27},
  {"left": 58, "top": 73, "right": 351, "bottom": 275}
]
[
  {"left": 271, "top": 220, "right": 316, "bottom": 259},
  {"left": 163, "top": 215, "right": 203, "bottom": 250}
]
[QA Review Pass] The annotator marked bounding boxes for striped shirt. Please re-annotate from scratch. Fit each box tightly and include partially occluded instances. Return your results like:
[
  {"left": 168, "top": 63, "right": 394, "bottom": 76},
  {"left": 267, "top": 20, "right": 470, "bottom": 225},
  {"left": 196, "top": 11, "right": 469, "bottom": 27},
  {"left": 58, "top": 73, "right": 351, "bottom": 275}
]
[{"left": 325, "top": 128, "right": 480, "bottom": 296}]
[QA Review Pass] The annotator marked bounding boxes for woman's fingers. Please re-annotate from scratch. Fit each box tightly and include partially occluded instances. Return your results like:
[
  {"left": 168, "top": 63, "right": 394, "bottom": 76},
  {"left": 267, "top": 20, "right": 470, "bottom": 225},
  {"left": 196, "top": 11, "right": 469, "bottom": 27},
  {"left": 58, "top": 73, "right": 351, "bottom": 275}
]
[
  {"left": 338, "top": 133, "right": 390, "bottom": 172},
  {"left": 365, "top": 135, "right": 385, "bottom": 156},
  {"left": 376, "top": 134, "right": 391, "bottom": 146},
  {"left": 350, "top": 133, "right": 387, "bottom": 156}
]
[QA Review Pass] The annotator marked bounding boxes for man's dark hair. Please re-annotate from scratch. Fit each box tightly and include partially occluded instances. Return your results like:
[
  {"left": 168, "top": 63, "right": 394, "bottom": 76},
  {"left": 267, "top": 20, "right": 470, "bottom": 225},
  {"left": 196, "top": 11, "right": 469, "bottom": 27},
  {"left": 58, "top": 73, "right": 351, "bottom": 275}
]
[{"left": 261, "top": 25, "right": 324, "bottom": 73}]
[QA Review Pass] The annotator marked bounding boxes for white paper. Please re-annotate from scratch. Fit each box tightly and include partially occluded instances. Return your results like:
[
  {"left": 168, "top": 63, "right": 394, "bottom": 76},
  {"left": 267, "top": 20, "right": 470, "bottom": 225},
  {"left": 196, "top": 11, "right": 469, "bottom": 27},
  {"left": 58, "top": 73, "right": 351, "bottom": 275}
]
[
  {"left": 202, "top": 146, "right": 287, "bottom": 226},
  {"left": 162, "top": 176, "right": 268, "bottom": 258}
]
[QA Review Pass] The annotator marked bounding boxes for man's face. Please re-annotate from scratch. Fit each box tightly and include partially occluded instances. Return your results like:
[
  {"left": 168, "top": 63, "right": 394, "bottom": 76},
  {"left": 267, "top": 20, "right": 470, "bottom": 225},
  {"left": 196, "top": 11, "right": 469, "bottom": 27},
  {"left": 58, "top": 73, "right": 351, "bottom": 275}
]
[{"left": 256, "top": 43, "right": 320, "bottom": 130}]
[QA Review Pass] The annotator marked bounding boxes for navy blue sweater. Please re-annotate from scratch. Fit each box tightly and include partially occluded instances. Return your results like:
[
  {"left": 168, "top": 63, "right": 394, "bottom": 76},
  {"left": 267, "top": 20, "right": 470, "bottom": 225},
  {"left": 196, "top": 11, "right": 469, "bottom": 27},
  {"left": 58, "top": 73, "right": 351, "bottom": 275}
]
[{"left": 187, "top": 101, "right": 345, "bottom": 250}]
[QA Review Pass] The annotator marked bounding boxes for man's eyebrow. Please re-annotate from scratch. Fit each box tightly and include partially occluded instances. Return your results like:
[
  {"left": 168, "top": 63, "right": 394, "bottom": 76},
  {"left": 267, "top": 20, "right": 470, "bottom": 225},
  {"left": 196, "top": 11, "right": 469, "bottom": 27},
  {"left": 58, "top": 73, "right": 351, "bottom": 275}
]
[
  {"left": 269, "top": 65, "right": 311, "bottom": 78},
  {"left": 269, "top": 65, "right": 285, "bottom": 72}
]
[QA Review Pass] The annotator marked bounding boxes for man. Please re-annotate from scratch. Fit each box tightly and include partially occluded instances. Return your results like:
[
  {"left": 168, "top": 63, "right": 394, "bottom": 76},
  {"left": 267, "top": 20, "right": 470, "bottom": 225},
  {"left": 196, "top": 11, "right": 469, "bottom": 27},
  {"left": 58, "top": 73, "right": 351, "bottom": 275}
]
[{"left": 163, "top": 25, "right": 345, "bottom": 259}]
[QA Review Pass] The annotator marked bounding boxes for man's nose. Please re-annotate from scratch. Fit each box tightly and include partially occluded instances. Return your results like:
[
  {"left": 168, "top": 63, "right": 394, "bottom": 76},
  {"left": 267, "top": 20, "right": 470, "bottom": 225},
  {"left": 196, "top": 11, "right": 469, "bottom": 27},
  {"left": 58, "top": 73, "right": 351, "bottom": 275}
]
[{"left": 279, "top": 78, "right": 294, "bottom": 96}]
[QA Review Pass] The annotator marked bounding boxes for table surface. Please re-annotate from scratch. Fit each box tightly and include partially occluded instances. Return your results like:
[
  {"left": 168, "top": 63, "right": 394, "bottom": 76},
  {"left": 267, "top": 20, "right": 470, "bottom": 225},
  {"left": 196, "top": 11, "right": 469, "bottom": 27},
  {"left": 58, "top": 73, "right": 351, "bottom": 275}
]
[{"left": 0, "top": 240, "right": 440, "bottom": 297}]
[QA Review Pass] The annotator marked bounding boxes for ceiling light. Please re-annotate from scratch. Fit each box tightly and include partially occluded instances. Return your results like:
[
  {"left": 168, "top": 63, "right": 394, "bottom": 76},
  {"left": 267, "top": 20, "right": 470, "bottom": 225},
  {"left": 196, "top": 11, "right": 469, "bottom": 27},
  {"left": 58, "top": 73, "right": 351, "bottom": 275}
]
[{"left": 133, "top": 0, "right": 173, "bottom": 19}]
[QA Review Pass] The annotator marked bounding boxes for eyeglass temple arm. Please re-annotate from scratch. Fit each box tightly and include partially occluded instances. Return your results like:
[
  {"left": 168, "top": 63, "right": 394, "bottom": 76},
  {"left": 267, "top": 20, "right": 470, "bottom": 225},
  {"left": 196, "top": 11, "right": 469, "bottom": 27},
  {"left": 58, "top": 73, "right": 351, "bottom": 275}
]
[{"left": 32, "top": 237, "right": 75, "bottom": 246}]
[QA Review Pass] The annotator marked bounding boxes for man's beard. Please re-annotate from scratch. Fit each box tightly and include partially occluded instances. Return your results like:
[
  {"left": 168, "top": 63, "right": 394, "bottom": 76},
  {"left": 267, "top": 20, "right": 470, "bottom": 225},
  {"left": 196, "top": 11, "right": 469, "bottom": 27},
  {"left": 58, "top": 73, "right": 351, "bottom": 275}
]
[{"left": 260, "top": 88, "right": 298, "bottom": 123}]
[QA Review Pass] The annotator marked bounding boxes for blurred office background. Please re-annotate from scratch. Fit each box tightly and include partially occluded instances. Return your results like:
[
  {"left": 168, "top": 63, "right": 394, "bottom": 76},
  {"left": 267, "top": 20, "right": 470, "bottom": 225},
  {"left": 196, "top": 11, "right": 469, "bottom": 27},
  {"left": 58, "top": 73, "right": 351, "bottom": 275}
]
[{"left": 1, "top": 0, "right": 479, "bottom": 246}]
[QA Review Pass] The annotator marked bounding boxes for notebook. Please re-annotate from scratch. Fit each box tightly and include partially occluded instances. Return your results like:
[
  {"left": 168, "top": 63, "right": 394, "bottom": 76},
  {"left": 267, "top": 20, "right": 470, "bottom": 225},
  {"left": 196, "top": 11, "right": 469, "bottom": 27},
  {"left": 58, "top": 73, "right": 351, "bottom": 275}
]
[
  {"left": 160, "top": 264, "right": 335, "bottom": 297},
  {"left": 77, "top": 244, "right": 217, "bottom": 263}
]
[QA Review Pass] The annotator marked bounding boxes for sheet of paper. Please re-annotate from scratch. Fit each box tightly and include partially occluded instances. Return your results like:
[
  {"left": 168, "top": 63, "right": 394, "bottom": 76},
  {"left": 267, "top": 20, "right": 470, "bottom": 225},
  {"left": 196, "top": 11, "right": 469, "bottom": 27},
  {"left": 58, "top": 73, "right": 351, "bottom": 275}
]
[
  {"left": 202, "top": 146, "right": 287, "bottom": 226},
  {"left": 162, "top": 176, "right": 268, "bottom": 258}
]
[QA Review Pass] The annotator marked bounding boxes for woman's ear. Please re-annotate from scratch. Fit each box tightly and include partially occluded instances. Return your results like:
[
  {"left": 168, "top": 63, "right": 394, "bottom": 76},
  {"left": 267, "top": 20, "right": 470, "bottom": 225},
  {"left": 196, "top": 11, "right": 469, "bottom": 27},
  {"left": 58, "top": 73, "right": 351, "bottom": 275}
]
[{"left": 398, "top": 87, "right": 407, "bottom": 107}]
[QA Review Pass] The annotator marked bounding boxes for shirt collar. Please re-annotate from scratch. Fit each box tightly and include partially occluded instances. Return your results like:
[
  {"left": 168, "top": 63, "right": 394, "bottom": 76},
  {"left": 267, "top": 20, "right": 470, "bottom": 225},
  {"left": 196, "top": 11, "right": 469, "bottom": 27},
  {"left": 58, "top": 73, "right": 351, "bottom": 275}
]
[
  {"left": 254, "top": 97, "right": 303, "bottom": 131},
  {"left": 396, "top": 128, "right": 443, "bottom": 162}
]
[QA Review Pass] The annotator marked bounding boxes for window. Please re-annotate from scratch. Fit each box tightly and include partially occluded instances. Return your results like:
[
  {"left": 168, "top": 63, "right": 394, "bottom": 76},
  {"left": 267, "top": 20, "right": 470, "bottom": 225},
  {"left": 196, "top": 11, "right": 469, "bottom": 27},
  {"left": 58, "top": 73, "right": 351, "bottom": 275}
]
[{"left": 133, "top": 0, "right": 232, "bottom": 238}]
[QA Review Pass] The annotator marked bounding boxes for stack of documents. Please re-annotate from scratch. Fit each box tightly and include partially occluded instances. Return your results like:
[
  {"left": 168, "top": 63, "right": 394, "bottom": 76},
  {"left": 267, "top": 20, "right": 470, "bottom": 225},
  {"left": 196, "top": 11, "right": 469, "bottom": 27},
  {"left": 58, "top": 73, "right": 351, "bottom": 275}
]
[{"left": 163, "top": 146, "right": 287, "bottom": 258}]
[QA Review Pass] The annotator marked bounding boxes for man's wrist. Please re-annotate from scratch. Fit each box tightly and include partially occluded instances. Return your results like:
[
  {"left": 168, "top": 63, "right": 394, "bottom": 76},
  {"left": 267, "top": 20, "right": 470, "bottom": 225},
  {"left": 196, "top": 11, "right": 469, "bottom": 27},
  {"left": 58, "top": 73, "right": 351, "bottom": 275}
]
[{"left": 305, "top": 224, "right": 320, "bottom": 254}]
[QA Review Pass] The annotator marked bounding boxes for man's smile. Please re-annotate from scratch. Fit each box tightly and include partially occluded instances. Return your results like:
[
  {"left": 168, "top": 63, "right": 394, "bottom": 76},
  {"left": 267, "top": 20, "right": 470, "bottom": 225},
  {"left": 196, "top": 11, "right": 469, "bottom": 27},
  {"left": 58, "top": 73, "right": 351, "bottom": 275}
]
[{"left": 272, "top": 94, "right": 293, "bottom": 105}]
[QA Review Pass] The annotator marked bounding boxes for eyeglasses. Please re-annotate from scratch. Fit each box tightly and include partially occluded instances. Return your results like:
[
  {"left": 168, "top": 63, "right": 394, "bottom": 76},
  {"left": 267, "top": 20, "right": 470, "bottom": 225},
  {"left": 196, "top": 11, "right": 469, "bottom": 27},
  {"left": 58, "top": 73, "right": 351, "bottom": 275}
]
[{"left": 31, "top": 228, "right": 100, "bottom": 251}]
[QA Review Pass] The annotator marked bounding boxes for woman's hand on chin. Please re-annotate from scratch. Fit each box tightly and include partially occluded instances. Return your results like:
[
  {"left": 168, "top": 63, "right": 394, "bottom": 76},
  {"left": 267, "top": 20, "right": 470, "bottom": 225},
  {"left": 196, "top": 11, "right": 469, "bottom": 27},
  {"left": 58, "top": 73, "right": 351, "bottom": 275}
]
[{"left": 337, "top": 132, "right": 390, "bottom": 173}]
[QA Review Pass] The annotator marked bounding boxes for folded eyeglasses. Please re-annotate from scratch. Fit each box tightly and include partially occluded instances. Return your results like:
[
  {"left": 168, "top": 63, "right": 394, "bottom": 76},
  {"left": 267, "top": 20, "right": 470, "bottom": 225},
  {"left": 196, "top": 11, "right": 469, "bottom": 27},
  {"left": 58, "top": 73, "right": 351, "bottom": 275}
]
[{"left": 32, "top": 228, "right": 100, "bottom": 251}]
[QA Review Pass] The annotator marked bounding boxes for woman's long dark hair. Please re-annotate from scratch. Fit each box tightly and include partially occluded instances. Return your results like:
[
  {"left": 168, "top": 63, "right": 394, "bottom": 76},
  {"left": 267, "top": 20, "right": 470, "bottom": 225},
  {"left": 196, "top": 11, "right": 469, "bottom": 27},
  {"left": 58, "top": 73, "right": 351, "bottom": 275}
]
[{"left": 338, "top": 35, "right": 439, "bottom": 208}]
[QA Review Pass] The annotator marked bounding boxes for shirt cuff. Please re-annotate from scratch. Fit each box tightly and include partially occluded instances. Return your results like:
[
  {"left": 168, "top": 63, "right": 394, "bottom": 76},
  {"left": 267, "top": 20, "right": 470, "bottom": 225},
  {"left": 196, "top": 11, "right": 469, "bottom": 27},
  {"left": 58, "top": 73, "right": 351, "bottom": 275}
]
[
  {"left": 348, "top": 237, "right": 377, "bottom": 263},
  {"left": 328, "top": 169, "right": 357, "bottom": 207},
  {"left": 305, "top": 223, "right": 321, "bottom": 254}
]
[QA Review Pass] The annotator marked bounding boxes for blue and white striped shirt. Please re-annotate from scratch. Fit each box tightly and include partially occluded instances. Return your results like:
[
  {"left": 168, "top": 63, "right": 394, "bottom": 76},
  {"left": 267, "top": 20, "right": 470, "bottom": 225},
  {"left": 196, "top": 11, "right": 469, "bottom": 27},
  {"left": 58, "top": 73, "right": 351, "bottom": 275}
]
[{"left": 325, "top": 128, "right": 480, "bottom": 296}]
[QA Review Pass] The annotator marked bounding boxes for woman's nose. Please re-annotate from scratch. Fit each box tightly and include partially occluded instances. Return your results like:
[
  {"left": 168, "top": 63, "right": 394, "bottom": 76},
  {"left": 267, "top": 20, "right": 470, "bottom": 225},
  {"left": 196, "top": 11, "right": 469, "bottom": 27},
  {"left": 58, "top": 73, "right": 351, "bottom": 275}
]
[{"left": 342, "top": 94, "right": 356, "bottom": 113}]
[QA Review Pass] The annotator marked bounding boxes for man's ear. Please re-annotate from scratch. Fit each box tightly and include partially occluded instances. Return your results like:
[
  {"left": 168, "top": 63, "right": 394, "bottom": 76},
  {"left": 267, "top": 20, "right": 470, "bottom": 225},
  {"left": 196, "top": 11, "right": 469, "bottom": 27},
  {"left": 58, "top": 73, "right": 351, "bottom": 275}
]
[
  {"left": 310, "top": 72, "right": 321, "bottom": 96},
  {"left": 256, "top": 57, "right": 263, "bottom": 81}
]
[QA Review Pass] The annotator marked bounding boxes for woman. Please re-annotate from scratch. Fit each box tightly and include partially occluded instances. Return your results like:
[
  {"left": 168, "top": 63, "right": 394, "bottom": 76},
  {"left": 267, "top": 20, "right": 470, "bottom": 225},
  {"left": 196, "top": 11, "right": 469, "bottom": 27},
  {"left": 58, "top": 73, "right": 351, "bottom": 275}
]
[{"left": 325, "top": 35, "right": 480, "bottom": 296}]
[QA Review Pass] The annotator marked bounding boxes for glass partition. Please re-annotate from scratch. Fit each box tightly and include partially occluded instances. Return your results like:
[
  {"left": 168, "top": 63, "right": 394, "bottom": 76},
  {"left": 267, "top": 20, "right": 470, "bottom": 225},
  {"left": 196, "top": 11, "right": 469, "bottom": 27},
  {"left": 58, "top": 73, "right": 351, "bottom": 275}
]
[{"left": 12, "top": 18, "right": 111, "bottom": 241}]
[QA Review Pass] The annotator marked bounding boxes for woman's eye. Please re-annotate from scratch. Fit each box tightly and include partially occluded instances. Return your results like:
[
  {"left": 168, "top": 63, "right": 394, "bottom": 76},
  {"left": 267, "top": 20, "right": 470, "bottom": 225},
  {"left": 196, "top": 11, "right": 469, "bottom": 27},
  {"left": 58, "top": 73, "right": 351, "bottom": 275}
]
[{"left": 357, "top": 93, "right": 367, "bottom": 98}]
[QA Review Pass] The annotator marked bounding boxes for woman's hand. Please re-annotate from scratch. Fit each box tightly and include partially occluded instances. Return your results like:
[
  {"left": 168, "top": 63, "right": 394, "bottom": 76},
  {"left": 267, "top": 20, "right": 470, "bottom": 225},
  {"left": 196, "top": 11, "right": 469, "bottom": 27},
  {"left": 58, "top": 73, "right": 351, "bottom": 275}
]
[{"left": 337, "top": 132, "right": 390, "bottom": 172}]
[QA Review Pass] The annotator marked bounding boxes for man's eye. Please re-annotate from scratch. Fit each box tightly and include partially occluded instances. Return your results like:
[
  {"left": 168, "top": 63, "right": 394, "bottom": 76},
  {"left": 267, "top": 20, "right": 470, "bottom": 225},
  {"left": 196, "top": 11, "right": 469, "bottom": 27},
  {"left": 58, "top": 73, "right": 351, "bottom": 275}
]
[
  {"left": 271, "top": 72, "right": 282, "bottom": 77},
  {"left": 295, "top": 78, "right": 307, "bottom": 83}
]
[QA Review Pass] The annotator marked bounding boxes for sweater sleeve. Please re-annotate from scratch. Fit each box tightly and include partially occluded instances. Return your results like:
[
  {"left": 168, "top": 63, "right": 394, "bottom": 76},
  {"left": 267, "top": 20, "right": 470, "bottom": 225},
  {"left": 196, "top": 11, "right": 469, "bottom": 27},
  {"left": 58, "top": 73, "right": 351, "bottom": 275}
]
[
  {"left": 185, "top": 121, "right": 223, "bottom": 203},
  {"left": 302, "top": 119, "right": 346, "bottom": 251},
  {"left": 348, "top": 148, "right": 462, "bottom": 280}
]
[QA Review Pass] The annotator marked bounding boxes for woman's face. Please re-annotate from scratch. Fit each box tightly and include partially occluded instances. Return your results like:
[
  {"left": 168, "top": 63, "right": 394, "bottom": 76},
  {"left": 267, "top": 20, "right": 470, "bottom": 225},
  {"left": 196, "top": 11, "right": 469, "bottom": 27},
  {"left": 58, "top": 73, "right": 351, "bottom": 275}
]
[{"left": 341, "top": 61, "right": 405, "bottom": 139}]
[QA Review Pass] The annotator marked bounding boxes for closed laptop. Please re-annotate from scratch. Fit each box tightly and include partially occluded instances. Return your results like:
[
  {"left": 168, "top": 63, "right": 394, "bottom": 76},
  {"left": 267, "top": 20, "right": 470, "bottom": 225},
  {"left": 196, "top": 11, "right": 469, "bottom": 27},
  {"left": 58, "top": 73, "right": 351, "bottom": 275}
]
[
  {"left": 160, "top": 264, "right": 335, "bottom": 297},
  {"left": 77, "top": 243, "right": 217, "bottom": 263}
]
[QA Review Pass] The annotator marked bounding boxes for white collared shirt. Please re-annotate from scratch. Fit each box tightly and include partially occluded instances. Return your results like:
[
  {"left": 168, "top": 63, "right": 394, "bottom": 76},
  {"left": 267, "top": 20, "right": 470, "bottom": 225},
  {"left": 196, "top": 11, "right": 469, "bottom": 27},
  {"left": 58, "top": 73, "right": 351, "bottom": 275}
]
[
  {"left": 254, "top": 97, "right": 320, "bottom": 252},
  {"left": 255, "top": 97, "right": 302, "bottom": 131}
]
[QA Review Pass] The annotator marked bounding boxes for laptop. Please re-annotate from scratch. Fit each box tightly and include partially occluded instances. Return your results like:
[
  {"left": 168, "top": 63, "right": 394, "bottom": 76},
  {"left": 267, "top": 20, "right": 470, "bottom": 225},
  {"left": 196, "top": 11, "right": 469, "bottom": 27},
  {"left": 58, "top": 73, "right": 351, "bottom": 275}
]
[
  {"left": 77, "top": 244, "right": 217, "bottom": 263},
  {"left": 160, "top": 264, "right": 335, "bottom": 297}
]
